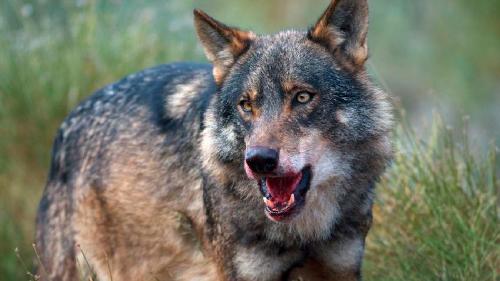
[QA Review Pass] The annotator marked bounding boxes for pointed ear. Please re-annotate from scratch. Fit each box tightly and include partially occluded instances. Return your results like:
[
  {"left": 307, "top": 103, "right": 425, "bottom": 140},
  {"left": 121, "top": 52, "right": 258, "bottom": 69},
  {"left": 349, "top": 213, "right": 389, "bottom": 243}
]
[
  {"left": 193, "top": 9, "right": 255, "bottom": 84},
  {"left": 308, "top": 0, "right": 369, "bottom": 72}
]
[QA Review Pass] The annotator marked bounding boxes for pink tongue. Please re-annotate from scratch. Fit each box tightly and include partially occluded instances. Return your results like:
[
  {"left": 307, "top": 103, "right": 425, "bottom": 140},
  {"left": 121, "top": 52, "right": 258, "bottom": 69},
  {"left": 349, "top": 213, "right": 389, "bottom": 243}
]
[{"left": 266, "top": 173, "right": 302, "bottom": 202}]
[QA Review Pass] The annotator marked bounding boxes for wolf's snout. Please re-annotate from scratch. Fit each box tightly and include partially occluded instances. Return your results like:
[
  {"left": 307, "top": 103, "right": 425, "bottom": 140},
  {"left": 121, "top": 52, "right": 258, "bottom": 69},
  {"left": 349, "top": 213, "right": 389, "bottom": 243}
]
[{"left": 245, "top": 146, "right": 279, "bottom": 175}]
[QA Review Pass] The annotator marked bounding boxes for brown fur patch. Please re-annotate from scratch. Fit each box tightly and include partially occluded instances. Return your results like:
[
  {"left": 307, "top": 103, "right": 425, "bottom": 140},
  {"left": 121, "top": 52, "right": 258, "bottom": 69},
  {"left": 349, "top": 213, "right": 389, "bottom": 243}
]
[{"left": 65, "top": 121, "right": 218, "bottom": 280}]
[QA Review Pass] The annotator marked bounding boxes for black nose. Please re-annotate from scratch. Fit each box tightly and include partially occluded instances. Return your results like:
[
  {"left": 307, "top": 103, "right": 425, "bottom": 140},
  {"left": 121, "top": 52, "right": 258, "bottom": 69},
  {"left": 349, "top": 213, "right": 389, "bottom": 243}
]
[{"left": 245, "top": 146, "right": 279, "bottom": 174}]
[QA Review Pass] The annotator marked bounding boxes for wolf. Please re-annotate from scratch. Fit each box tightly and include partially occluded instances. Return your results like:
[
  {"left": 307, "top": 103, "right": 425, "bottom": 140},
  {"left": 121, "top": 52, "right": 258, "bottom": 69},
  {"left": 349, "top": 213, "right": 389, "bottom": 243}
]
[{"left": 35, "top": 0, "right": 392, "bottom": 280}]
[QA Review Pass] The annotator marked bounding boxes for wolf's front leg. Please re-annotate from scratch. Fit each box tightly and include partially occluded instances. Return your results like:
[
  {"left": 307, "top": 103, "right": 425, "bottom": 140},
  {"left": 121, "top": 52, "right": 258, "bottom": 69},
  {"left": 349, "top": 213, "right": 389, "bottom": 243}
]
[{"left": 288, "top": 236, "right": 365, "bottom": 281}]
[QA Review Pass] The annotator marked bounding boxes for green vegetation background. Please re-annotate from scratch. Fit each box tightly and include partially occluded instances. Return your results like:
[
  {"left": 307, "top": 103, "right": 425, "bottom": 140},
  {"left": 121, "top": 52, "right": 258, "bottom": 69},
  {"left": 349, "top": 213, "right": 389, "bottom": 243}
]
[{"left": 0, "top": 0, "right": 498, "bottom": 280}]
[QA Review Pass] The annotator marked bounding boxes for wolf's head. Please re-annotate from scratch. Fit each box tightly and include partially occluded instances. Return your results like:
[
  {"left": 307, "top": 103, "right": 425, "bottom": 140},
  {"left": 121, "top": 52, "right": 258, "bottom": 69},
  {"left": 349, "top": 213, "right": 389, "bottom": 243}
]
[{"left": 197, "top": 0, "right": 392, "bottom": 227}]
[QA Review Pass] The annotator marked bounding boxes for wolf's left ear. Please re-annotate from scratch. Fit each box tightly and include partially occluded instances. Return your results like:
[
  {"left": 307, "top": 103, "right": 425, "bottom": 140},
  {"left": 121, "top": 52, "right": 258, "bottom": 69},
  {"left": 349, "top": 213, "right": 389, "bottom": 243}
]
[
  {"left": 194, "top": 9, "right": 255, "bottom": 85},
  {"left": 308, "top": 0, "right": 369, "bottom": 72}
]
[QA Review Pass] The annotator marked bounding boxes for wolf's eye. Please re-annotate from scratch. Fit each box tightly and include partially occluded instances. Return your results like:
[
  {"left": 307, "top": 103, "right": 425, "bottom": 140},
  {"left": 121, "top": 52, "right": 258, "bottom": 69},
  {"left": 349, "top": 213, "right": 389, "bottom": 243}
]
[
  {"left": 239, "top": 100, "right": 252, "bottom": 112},
  {"left": 295, "top": 92, "right": 313, "bottom": 104}
]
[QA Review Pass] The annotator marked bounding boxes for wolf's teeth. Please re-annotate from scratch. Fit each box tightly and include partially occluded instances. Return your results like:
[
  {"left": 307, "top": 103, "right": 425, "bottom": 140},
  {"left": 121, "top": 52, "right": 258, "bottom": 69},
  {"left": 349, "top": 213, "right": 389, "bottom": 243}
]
[
  {"left": 263, "top": 197, "right": 275, "bottom": 209},
  {"left": 288, "top": 194, "right": 295, "bottom": 205}
]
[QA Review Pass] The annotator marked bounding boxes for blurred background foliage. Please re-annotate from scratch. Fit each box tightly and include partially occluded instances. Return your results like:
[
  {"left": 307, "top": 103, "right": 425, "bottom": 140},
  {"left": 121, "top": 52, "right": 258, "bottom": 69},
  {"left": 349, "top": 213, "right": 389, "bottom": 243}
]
[{"left": 0, "top": 0, "right": 498, "bottom": 280}]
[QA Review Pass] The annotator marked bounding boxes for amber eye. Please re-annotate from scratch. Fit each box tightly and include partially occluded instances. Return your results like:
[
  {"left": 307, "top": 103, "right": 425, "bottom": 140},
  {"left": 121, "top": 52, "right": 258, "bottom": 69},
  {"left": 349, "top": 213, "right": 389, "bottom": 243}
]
[
  {"left": 239, "top": 100, "right": 252, "bottom": 112},
  {"left": 295, "top": 91, "right": 313, "bottom": 104}
]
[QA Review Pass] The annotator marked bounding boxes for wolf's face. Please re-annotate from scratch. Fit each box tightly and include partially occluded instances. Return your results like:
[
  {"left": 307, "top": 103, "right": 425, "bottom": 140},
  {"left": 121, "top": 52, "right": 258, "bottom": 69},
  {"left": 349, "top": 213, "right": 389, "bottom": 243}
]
[{"left": 197, "top": 0, "right": 392, "bottom": 226}]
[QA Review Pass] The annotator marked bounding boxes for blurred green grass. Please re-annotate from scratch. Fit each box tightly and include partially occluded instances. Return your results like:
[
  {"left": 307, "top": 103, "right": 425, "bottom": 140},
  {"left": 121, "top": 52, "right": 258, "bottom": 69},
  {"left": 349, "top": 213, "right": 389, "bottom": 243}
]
[
  {"left": 365, "top": 117, "right": 499, "bottom": 280},
  {"left": 0, "top": 0, "right": 498, "bottom": 280}
]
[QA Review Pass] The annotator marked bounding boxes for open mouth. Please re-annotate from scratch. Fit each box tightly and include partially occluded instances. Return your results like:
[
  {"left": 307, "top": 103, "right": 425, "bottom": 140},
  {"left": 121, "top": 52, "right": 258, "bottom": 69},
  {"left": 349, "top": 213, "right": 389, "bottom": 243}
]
[{"left": 258, "top": 166, "right": 312, "bottom": 222}]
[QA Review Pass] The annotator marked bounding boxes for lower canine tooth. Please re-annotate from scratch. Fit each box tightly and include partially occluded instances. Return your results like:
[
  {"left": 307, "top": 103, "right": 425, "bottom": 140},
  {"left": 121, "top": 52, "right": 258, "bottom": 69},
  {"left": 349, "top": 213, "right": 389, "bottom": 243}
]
[
  {"left": 263, "top": 197, "right": 275, "bottom": 209},
  {"left": 288, "top": 194, "right": 295, "bottom": 205}
]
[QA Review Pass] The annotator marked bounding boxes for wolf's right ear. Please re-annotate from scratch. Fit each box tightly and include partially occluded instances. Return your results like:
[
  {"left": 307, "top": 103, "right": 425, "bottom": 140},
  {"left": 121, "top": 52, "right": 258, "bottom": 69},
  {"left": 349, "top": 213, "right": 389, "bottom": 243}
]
[{"left": 194, "top": 9, "right": 255, "bottom": 85}]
